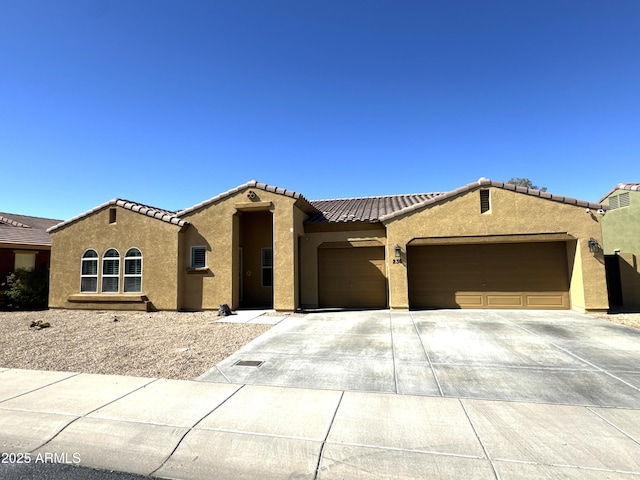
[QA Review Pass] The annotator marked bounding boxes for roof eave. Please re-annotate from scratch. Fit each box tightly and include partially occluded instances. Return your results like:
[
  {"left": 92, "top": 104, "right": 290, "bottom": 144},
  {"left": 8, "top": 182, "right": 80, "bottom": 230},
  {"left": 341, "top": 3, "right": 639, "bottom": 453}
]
[
  {"left": 380, "top": 178, "right": 608, "bottom": 222},
  {"left": 598, "top": 183, "right": 640, "bottom": 203},
  {"left": 48, "top": 199, "right": 188, "bottom": 233},
  {"left": 177, "top": 180, "right": 320, "bottom": 217}
]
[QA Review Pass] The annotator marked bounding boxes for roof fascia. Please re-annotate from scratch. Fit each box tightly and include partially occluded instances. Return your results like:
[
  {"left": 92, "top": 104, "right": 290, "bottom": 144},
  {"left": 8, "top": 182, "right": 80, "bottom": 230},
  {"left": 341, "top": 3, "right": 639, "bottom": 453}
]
[
  {"left": 47, "top": 199, "right": 187, "bottom": 233},
  {"left": 380, "top": 178, "right": 608, "bottom": 223},
  {"left": 177, "top": 180, "right": 319, "bottom": 217},
  {"left": 598, "top": 183, "right": 640, "bottom": 203}
]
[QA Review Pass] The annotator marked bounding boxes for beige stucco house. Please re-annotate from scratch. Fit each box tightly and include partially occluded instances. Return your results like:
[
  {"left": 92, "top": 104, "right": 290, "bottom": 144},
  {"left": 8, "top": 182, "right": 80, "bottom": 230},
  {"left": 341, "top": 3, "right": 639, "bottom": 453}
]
[{"left": 47, "top": 178, "right": 610, "bottom": 313}]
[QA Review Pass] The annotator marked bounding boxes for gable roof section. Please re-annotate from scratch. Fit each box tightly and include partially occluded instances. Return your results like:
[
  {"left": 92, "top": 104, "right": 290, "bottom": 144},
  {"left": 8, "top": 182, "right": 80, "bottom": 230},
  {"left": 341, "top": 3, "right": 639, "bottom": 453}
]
[
  {"left": 379, "top": 178, "right": 607, "bottom": 222},
  {"left": 47, "top": 199, "right": 188, "bottom": 233},
  {"left": 0, "top": 212, "right": 62, "bottom": 247},
  {"left": 307, "top": 193, "right": 442, "bottom": 223},
  {"left": 598, "top": 183, "right": 640, "bottom": 203},
  {"left": 177, "top": 180, "right": 318, "bottom": 217}
]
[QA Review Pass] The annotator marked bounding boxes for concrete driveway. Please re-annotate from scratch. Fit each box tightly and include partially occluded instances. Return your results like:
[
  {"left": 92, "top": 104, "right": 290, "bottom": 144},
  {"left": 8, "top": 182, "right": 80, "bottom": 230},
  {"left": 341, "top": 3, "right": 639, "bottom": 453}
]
[{"left": 200, "top": 309, "right": 640, "bottom": 408}]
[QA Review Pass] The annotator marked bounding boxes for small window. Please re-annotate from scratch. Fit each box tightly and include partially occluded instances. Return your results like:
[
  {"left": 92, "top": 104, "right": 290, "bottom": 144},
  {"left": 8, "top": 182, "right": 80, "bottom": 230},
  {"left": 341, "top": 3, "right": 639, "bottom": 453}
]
[
  {"left": 191, "top": 246, "right": 206, "bottom": 268},
  {"left": 124, "top": 248, "right": 142, "bottom": 293},
  {"left": 80, "top": 249, "right": 99, "bottom": 293},
  {"left": 619, "top": 192, "right": 630, "bottom": 208},
  {"left": 480, "top": 190, "right": 490, "bottom": 213},
  {"left": 109, "top": 208, "right": 117, "bottom": 224},
  {"left": 14, "top": 252, "right": 36, "bottom": 271},
  {"left": 261, "top": 248, "right": 273, "bottom": 287},
  {"left": 609, "top": 196, "right": 619, "bottom": 209},
  {"left": 102, "top": 248, "right": 120, "bottom": 293}
]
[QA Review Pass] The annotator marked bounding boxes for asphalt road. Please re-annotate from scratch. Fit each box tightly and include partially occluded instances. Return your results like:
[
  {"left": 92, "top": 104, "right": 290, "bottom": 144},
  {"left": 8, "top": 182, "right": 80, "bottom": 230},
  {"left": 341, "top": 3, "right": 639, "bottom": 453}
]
[{"left": 0, "top": 462, "right": 149, "bottom": 480}]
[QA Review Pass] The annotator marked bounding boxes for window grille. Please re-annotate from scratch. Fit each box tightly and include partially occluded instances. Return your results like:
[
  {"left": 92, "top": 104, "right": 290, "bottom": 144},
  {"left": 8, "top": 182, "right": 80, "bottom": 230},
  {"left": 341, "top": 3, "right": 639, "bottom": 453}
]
[
  {"left": 619, "top": 192, "right": 630, "bottom": 208},
  {"left": 191, "top": 247, "right": 206, "bottom": 268},
  {"left": 80, "top": 250, "right": 98, "bottom": 292},
  {"left": 102, "top": 249, "right": 120, "bottom": 293},
  {"left": 480, "top": 190, "right": 490, "bottom": 213},
  {"left": 609, "top": 196, "right": 619, "bottom": 209},
  {"left": 261, "top": 248, "right": 273, "bottom": 287},
  {"left": 124, "top": 248, "right": 142, "bottom": 293}
]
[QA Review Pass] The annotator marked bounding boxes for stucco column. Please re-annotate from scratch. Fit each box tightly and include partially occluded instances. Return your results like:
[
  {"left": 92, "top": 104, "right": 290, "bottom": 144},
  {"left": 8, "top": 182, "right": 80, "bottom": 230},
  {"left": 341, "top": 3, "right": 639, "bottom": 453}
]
[
  {"left": 579, "top": 239, "right": 610, "bottom": 312},
  {"left": 273, "top": 208, "right": 296, "bottom": 311},
  {"left": 387, "top": 241, "right": 409, "bottom": 310}
]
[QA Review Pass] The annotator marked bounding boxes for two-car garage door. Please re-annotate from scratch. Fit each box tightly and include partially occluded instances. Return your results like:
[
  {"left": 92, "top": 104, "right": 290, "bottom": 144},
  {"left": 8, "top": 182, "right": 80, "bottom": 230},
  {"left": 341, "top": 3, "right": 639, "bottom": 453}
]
[{"left": 408, "top": 242, "right": 570, "bottom": 309}]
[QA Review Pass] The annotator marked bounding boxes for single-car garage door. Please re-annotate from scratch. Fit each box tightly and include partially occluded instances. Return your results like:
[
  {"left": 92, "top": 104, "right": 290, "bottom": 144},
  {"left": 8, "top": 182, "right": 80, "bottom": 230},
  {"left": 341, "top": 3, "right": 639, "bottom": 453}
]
[
  {"left": 408, "top": 242, "right": 570, "bottom": 309},
  {"left": 318, "top": 246, "right": 387, "bottom": 308}
]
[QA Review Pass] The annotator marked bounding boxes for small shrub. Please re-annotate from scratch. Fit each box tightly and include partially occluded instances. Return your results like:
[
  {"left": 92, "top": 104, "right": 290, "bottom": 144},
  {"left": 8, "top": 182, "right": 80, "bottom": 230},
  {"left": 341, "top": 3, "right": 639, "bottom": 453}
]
[{"left": 2, "top": 268, "right": 49, "bottom": 310}]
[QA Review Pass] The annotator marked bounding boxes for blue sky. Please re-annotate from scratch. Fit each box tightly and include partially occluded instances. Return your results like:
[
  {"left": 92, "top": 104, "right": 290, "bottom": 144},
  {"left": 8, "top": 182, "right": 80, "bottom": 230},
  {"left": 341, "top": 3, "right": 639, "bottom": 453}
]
[{"left": 1, "top": 0, "right": 639, "bottom": 220}]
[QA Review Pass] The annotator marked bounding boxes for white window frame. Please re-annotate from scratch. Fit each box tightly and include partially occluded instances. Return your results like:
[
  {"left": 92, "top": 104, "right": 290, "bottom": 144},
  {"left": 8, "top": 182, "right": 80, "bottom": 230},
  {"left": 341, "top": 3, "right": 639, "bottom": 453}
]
[
  {"left": 261, "top": 247, "right": 273, "bottom": 287},
  {"left": 191, "top": 246, "right": 207, "bottom": 268},
  {"left": 80, "top": 249, "right": 99, "bottom": 293},
  {"left": 124, "top": 248, "right": 143, "bottom": 293},
  {"left": 102, "top": 248, "right": 120, "bottom": 293}
]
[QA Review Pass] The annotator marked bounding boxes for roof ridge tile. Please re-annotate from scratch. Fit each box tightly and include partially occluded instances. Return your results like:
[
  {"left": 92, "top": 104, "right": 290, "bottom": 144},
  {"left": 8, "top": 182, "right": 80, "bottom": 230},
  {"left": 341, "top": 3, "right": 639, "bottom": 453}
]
[
  {"left": 48, "top": 198, "right": 187, "bottom": 233},
  {"left": 378, "top": 178, "right": 606, "bottom": 222},
  {"left": 177, "top": 180, "right": 316, "bottom": 217}
]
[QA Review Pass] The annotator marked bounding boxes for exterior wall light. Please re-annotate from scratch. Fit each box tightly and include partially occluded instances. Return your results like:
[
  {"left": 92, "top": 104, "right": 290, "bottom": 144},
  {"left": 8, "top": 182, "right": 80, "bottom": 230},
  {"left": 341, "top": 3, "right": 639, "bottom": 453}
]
[
  {"left": 393, "top": 245, "right": 403, "bottom": 264},
  {"left": 588, "top": 238, "right": 600, "bottom": 253}
]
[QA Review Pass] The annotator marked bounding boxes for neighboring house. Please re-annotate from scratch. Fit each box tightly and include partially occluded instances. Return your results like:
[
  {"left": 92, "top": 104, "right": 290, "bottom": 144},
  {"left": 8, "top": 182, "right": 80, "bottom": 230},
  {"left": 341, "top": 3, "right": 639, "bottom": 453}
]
[
  {"left": 47, "top": 178, "right": 610, "bottom": 313},
  {"left": 599, "top": 183, "right": 640, "bottom": 308},
  {"left": 0, "top": 212, "right": 62, "bottom": 306}
]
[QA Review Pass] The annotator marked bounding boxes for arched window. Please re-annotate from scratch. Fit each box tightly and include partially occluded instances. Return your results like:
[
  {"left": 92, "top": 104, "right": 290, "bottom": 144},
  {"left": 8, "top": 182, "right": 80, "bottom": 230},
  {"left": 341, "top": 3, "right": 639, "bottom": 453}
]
[
  {"left": 124, "top": 248, "right": 142, "bottom": 293},
  {"left": 102, "top": 249, "right": 120, "bottom": 293},
  {"left": 80, "top": 249, "right": 98, "bottom": 292}
]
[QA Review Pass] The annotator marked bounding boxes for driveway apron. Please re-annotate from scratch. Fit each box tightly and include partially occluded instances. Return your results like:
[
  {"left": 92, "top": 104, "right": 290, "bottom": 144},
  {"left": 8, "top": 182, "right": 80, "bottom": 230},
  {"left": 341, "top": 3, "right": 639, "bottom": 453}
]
[{"left": 199, "top": 309, "right": 640, "bottom": 408}]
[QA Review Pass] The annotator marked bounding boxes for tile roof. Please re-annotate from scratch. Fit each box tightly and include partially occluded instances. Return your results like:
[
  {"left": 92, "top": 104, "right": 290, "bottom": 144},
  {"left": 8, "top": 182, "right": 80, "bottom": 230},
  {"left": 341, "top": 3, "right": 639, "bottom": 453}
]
[
  {"left": 47, "top": 199, "right": 187, "bottom": 233},
  {"left": 45, "top": 177, "right": 609, "bottom": 233},
  {"left": 177, "top": 180, "right": 317, "bottom": 216},
  {"left": 0, "top": 212, "right": 63, "bottom": 247},
  {"left": 307, "top": 193, "right": 442, "bottom": 223},
  {"left": 598, "top": 183, "right": 640, "bottom": 203},
  {"left": 379, "top": 178, "right": 608, "bottom": 222}
]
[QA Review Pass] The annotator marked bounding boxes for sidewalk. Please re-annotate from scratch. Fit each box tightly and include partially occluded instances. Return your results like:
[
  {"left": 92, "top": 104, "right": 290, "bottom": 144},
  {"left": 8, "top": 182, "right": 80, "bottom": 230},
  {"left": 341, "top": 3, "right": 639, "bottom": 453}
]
[{"left": 2, "top": 368, "right": 640, "bottom": 479}]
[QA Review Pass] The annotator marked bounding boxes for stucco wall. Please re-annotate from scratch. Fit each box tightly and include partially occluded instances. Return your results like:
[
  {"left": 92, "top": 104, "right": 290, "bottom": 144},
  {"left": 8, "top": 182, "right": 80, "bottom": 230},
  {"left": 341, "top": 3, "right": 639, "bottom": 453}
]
[
  {"left": 179, "top": 188, "right": 303, "bottom": 311},
  {"left": 601, "top": 191, "right": 640, "bottom": 254},
  {"left": 385, "top": 187, "right": 609, "bottom": 312},
  {"left": 49, "top": 207, "right": 181, "bottom": 310}
]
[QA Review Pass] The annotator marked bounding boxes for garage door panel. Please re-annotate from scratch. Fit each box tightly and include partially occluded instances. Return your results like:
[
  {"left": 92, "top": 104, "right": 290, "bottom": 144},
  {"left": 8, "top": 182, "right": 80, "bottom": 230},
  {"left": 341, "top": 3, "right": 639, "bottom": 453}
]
[
  {"left": 486, "top": 294, "right": 524, "bottom": 307},
  {"left": 408, "top": 242, "right": 570, "bottom": 310},
  {"left": 455, "top": 294, "right": 484, "bottom": 308},
  {"left": 526, "top": 295, "right": 569, "bottom": 308},
  {"left": 318, "top": 247, "right": 387, "bottom": 308}
]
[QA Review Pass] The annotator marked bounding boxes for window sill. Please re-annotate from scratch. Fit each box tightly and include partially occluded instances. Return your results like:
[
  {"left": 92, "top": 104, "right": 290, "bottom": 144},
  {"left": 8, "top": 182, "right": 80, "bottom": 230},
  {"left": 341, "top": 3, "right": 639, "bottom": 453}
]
[
  {"left": 68, "top": 294, "right": 147, "bottom": 303},
  {"left": 187, "top": 267, "right": 210, "bottom": 275}
]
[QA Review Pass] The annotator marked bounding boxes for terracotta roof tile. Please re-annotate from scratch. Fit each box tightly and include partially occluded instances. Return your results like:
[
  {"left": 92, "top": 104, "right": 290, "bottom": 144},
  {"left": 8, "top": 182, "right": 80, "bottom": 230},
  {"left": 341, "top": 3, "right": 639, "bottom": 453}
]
[
  {"left": 0, "top": 212, "right": 62, "bottom": 247},
  {"left": 307, "top": 193, "right": 442, "bottom": 223},
  {"left": 47, "top": 199, "right": 187, "bottom": 233},
  {"left": 598, "top": 182, "right": 640, "bottom": 203},
  {"left": 378, "top": 178, "right": 607, "bottom": 222},
  {"left": 177, "top": 180, "right": 317, "bottom": 216}
]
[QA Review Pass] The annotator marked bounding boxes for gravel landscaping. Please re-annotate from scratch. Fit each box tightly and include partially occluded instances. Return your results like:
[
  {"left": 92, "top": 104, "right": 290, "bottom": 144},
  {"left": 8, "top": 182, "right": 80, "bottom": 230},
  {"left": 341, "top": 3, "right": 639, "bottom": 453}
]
[
  {"left": 0, "top": 309, "right": 273, "bottom": 380},
  {"left": 1, "top": 309, "right": 639, "bottom": 381}
]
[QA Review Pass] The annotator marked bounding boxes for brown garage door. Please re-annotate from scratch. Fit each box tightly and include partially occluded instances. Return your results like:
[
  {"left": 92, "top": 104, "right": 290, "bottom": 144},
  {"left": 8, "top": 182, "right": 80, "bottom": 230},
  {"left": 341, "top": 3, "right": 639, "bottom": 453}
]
[
  {"left": 408, "top": 242, "right": 570, "bottom": 309},
  {"left": 318, "top": 246, "right": 387, "bottom": 308}
]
